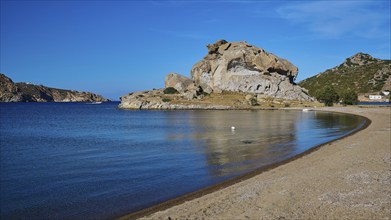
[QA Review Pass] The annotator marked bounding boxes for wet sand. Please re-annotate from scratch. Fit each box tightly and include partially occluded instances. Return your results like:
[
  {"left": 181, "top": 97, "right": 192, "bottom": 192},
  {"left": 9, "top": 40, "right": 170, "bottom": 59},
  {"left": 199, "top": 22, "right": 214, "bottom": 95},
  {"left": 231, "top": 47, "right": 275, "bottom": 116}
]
[{"left": 122, "top": 106, "right": 391, "bottom": 220}]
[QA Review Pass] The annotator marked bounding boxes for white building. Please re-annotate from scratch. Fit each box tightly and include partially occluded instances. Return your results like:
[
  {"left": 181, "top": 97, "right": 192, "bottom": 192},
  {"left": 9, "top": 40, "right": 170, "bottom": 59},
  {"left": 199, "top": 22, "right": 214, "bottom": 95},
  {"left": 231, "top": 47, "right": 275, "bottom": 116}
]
[{"left": 369, "top": 95, "right": 382, "bottom": 100}]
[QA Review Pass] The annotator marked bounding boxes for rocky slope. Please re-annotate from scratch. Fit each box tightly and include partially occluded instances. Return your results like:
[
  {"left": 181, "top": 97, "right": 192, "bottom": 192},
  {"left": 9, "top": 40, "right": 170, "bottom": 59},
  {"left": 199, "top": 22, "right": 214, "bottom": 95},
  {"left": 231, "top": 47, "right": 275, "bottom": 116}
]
[
  {"left": 0, "top": 73, "right": 109, "bottom": 102},
  {"left": 119, "top": 40, "right": 313, "bottom": 109},
  {"left": 299, "top": 53, "right": 391, "bottom": 98}
]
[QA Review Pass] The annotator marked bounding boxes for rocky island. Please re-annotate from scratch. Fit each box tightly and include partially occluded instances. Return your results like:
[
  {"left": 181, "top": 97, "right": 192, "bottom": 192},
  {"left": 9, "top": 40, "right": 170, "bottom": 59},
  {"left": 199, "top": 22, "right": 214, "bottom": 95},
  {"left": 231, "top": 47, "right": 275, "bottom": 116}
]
[
  {"left": 0, "top": 73, "right": 109, "bottom": 102},
  {"left": 119, "top": 40, "right": 314, "bottom": 109}
]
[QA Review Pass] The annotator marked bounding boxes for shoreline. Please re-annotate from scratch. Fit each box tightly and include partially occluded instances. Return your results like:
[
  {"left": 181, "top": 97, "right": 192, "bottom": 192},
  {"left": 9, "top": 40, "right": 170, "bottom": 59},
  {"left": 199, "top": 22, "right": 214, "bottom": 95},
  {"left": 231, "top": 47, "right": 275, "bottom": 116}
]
[{"left": 119, "top": 106, "right": 390, "bottom": 220}]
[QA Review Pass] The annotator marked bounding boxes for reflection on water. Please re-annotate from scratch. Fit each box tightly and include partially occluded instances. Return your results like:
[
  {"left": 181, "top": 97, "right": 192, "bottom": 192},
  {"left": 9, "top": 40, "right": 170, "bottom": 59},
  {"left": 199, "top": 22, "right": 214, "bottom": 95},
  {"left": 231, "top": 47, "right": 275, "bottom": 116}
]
[
  {"left": 313, "top": 111, "right": 361, "bottom": 132},
  {"left": 0, "top": 103, "right": 365, "bottom": 220},
  {"left": 163, "top": 110, "right": 363, "bottom": 178},
  {"left": 187, "top": 111, "right": 297, "bottom": 177}
]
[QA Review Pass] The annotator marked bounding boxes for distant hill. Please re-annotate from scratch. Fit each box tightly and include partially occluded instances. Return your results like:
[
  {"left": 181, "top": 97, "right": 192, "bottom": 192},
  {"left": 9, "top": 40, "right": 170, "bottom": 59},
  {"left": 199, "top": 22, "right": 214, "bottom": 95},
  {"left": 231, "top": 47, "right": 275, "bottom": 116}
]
[
  {"left": 299, "top": 53, "right": 391, "bottom": 100},
  {"left": 0, "top": 73, "right": 109, "bottom": 102}
]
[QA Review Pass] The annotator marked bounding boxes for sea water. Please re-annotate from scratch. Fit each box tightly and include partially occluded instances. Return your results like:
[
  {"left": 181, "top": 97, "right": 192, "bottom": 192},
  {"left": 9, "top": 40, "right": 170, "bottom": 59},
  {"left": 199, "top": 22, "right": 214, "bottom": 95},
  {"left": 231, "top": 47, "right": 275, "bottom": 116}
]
[{"left": 0, "top": 102, "right": 365, "bottom": 219}]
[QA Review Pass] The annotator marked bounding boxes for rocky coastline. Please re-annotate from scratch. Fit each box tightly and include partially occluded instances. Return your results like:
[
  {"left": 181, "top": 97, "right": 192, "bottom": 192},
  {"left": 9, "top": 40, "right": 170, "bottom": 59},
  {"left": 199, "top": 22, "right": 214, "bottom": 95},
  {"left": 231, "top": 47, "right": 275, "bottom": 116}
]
[{"left": 0, "top": 73, "right": 109, "bottom": 102}]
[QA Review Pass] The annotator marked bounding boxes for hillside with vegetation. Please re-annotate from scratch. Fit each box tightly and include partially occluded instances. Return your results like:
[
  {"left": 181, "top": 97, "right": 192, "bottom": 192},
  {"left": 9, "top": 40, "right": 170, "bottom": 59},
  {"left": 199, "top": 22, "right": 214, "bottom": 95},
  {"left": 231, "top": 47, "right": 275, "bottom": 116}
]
[{"left": 299, "top": 53, "right": 391, "bottom": 103}]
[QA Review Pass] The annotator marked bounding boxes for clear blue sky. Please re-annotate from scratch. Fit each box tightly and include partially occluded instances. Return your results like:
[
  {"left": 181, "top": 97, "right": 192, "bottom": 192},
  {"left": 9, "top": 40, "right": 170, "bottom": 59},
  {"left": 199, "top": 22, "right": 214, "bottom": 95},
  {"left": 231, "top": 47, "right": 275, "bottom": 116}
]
[{"left": 1, "top": 0, "right": 390, "bottom": 100}]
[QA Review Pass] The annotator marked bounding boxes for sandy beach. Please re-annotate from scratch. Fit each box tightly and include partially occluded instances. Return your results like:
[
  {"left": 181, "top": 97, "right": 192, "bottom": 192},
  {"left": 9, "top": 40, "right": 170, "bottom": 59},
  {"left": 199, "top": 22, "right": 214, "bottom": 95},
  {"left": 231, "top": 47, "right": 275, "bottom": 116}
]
[{"left": 122, "top": 106, "right": 390, "bottom": 220}]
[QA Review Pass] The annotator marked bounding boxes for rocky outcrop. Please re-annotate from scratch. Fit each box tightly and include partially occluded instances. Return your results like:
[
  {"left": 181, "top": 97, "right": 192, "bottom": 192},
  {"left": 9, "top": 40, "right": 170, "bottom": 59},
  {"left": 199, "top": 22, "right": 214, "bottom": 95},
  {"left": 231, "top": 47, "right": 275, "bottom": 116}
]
[
  {"left": 119, "top": 40, "right": 315, "bottom": 109},
  {"left": 164, "top": 72, "right": 194, "bottom": 93},
  {"left": 0, "top": 73, "right": 22, "bottom": 102},
  {"left": 190, "top": 40, "right": 311, "bottom": 100},
  {"left": 118, "top": 89, "right": 231, "bottom": 110},
  {"left": 164, "top": 73, "right": 205, "bottom": 100},
  {"left": 339, "top": 53, "right": 382, "bottom": 68},
  {"left": 0, "top": 73, "right": 109, "bottom": 102}
]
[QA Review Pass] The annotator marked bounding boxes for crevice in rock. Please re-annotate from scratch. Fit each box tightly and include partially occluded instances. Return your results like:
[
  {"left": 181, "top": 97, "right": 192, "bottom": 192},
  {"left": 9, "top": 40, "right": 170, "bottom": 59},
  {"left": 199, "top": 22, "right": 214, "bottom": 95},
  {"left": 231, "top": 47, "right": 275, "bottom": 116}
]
[
  {"left": 267, "top": 67, "right": 288, "bottom": 76},
  {"left": 265, "top": 85, "right": 270, "bottom": 92},
  {"left": 274, "top": 79, "right": 283, "bottom": 97},
  {"left": 228, "top": 58, "right": 261, "bottom": 73}
]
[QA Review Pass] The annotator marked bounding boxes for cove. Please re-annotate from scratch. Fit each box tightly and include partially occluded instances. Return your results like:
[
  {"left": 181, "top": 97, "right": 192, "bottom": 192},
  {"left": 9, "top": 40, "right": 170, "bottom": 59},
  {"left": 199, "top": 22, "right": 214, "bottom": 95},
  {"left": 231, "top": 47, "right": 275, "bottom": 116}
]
[{"left": 0, "top": 102, "right": 366, "bottom": 220}]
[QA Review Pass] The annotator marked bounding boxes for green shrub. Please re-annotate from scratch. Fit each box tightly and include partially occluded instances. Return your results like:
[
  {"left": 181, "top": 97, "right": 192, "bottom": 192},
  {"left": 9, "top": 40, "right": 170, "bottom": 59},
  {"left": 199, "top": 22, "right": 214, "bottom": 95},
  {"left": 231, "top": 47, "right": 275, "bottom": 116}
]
[
  {"left": 162, "top": 98, "right": 171, "bottom": 102},
  {"left": 340, "top": 90, "right": 358, "bottom": 105},
  {"left": 250, "top": 97, "right": 259, "bottom": 106},
  {"left": 163, "top": 87, "right": 179, "bottom": 94},
  {"left": 316, "top": 86, "right": 339, "bottom": 106}
]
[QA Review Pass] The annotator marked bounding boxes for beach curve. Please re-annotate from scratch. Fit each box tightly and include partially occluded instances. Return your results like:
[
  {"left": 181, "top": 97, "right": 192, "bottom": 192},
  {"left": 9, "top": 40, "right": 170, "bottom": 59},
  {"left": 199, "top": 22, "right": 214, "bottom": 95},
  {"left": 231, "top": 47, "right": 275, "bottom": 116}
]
[{"left": 120, "top": 106, "right": 390, "bottom": 220}]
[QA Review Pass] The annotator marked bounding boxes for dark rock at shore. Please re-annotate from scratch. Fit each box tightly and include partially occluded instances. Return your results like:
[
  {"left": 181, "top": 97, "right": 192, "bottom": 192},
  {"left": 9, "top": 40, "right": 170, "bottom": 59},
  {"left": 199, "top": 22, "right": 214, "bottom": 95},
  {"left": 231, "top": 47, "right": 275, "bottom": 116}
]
[{"left": 0, "top": 73, "right": 109, "bottom": 102}]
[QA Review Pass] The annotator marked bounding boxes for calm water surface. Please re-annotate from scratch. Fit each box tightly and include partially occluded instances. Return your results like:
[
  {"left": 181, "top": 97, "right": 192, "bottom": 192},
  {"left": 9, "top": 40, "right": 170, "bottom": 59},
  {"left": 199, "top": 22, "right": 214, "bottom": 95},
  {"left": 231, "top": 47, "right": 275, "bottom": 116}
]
[
  {"left": 358, "top": 101, "right": 390, "bottom": 105},
  {"left": 0, "top": 102, "right": 365, "bottom": 219}
]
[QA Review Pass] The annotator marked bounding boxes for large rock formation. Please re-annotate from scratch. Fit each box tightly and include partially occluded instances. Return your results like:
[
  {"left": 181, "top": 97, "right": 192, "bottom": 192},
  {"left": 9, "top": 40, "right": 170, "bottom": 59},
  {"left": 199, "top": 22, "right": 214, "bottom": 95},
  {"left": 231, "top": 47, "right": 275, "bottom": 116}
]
[
  {"left": 119, "top": 40, "right": 315, "bottom": 109},
  {"left": 190, "top": 40, "right": 311, "bottom": 100},
  {"left": 0, "top": 73, "right": 109, "bottom": 102}
]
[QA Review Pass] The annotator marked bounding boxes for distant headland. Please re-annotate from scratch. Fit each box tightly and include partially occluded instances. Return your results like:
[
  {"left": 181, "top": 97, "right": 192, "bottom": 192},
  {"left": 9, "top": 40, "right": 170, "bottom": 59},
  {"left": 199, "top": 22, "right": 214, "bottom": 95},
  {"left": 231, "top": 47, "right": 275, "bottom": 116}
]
[{"left": 0, "top": 73, "right": 109, "bottom": 102}]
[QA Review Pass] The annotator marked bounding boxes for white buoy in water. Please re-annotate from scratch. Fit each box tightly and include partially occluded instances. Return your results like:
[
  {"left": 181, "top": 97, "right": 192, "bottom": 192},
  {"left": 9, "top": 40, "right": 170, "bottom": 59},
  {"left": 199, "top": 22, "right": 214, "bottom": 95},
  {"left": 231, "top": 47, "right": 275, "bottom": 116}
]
[
  {"left": 302, "top": 108, "right": 309, "bottom": 112},
  {"left": 231, "top": 126, "right": 236, "bottom": 130}
]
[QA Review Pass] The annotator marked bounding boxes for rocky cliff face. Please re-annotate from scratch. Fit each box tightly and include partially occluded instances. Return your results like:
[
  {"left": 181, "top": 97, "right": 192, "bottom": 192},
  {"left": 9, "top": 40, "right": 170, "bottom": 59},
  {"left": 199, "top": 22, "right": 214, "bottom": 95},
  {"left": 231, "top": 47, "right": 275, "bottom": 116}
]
[
  {"left": 190, "top": 40, "right": 311, "bottom": 100},
  {"left": 0, "top": 73, "right": 109, "bottom": 102},
  {"left": 0, "top": 73, "right": 21, "bottom": 102},
  {"left": 119, "top": 40, "right": 315, "bottom": 109}
]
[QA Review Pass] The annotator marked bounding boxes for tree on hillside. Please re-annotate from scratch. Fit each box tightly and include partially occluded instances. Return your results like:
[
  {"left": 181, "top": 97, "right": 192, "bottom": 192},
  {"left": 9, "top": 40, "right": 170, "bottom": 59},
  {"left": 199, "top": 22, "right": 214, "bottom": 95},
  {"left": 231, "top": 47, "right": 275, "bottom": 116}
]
[
  {"left": 316, "top": 86, "right": 339, "bottom": 106},
  {"left": 340, "top": 90, "right": 358, "bottom": 105}
]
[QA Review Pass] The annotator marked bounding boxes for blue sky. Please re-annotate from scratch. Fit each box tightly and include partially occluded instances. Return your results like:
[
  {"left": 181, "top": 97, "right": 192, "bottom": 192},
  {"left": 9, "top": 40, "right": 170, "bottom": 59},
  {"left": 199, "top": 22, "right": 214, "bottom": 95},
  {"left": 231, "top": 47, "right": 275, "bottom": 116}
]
[{"left": 1, "top": 0, "right": 390, "bottom": 100}]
